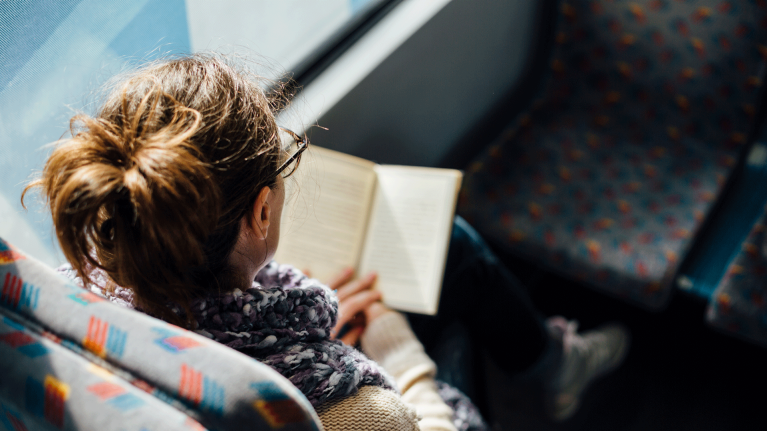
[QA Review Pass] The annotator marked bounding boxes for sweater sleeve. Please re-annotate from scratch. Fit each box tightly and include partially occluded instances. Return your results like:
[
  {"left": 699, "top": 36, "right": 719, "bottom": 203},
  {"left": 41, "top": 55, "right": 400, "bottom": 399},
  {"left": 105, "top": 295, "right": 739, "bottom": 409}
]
[
  {"left": 315, "top": 385, "right": 420, "bottom": 431},
  {"left": 360, "top": 311, "right": 457, "bottom": 431}
]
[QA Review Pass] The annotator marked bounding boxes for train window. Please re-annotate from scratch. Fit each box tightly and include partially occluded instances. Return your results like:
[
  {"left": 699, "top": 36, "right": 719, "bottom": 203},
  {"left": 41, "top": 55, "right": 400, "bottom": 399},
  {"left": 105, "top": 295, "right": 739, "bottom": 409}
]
[
  {"left": 186, "top": 0, "right": 392, "bottom": 80},
  {"left": 0, "top": 0, "right": 397, "bottom": 266}
]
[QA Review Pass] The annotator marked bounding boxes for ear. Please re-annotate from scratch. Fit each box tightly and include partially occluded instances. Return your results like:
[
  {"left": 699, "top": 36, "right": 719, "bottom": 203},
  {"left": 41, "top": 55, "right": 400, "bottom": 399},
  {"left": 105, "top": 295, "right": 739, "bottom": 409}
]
[{"left": 249, "top": 186, "right": 272, "bottom": 240}]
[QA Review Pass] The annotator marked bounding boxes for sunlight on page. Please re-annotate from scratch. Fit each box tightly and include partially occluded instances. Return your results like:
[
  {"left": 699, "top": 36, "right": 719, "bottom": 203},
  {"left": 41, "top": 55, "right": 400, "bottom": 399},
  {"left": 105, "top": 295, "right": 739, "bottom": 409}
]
[
  {"left": 360, "top": 166, "right": 460, "bottom": 314},
  {"left": 275, "top": 148, "right": 377, "bottom": 283}
]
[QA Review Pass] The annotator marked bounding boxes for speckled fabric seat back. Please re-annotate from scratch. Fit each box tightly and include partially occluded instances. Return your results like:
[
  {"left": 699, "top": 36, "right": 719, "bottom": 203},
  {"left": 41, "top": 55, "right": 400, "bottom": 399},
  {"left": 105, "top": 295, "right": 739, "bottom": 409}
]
[
  {"left": 460, "top": 0, "right": 767, "bottom": 308},
  {"left": 707, "top": 205, "right": 767, "bottom": 345}
]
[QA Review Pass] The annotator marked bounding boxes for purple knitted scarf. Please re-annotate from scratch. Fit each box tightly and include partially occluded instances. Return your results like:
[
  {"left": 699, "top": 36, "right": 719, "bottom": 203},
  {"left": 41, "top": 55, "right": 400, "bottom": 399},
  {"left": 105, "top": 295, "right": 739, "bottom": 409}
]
[{"left": 58, "top": 262, "right": 395, "bottom": 406}]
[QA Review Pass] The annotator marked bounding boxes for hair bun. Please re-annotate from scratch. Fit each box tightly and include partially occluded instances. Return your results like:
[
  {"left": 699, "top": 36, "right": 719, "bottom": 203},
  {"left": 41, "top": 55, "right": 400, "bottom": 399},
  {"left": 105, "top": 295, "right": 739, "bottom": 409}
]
[
  {"left": 25, "top": 54, "right": 285, "bottom": 327},
  {"left": 33, "top": 83, "right": 221, "bottom": 313}
]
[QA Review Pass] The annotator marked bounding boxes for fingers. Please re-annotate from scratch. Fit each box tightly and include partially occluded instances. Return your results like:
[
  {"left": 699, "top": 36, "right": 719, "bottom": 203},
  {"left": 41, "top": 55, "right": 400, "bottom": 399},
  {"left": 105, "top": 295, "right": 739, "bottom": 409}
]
[
  {"left": 339, "top": 325, "right": 364, "bottom": 346},
  {"left": 336, "top": 272, "right": 377, "bottom": 301},
  {"left": 365, "top": 301, "right": 392, "bottom": 323},
  {"left": 326, "top": 267, "right": 354, "bottom": 290},
  {"left": 329, "top": 271, "right": 380, "bottom": 343},
  {"left": 337, "top": 289, "right": 381, "bottom": 328},
  {"left": 333, "top": 288, "right": 381, "bottom": 338}
]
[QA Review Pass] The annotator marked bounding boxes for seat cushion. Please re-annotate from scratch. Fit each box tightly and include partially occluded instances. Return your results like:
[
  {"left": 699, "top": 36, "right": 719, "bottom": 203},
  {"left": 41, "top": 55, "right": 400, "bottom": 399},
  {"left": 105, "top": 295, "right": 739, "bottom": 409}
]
[
  {"left": 707, "top": 206, "right": 767, "bottom": 346},
  {"left": 0, "top": 237, "right": 322, "bottom": 431},
  {"left": 0, "top": 308, "right": 203, "bottom": 431},
  {"left": 461, "top": 113, "right": 731, "bottom": 307}
]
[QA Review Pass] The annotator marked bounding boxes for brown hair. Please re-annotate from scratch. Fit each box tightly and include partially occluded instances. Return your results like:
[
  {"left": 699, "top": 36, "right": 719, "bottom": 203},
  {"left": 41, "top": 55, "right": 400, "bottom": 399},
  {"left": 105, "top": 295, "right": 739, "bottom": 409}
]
[{"left": 23, "top": 54, "right": 292, "bottom": 326}]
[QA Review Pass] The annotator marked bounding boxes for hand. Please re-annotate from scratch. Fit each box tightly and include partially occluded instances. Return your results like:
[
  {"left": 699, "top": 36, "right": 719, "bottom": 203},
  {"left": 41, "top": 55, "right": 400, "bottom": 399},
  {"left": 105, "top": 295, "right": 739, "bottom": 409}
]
[
  {"left": 365, "top": 301, "right": 391, "bottom": 323},
  {"left": 327, "top": 268, "right": 386, "bottom": 346}
]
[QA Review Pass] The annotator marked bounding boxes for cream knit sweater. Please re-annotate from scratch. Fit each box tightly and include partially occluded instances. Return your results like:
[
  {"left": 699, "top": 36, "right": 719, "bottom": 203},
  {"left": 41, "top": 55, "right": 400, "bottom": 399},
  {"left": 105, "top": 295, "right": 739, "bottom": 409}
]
[{"left": 314, "top": 312, "right": 457, "bottom": 431}]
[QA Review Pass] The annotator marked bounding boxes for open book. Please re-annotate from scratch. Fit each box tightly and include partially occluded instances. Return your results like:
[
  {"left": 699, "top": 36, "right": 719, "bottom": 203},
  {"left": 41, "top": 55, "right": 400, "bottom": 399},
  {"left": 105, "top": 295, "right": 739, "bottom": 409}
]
[{"left": 274, "top": 146, "right": 462, "bottom": 315}]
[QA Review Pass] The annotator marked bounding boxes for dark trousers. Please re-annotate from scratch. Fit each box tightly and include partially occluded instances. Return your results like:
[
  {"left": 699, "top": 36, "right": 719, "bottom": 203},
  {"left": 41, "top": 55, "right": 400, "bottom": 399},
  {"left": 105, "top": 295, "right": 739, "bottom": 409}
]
[{"left": 407, "top": 216, "right": 548, "bottom": 399}]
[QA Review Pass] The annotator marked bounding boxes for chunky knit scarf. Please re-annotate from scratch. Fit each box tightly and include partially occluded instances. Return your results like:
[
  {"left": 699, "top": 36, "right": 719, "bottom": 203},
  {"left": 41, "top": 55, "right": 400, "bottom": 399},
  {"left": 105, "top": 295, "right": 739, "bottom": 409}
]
[{"left": 58, "top": 262, "right": 396, "bottom": 406}]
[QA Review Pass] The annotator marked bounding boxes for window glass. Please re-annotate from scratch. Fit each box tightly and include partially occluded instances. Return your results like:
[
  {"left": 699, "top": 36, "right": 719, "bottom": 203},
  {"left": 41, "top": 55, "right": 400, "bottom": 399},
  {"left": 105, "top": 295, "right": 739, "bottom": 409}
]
[
  {"left": 187, "top": 0, "right": 383, "bottom": 78},
  {"left": 0, "top": 0, "right": 382, "bottom": 265}
]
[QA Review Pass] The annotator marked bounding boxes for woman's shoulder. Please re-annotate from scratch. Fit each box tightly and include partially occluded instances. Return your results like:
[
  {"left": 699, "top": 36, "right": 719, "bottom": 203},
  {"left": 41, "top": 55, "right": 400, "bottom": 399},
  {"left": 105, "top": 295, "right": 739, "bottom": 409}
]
[{"left": 314, "top": 385, "right": 420, "bottom": 431}]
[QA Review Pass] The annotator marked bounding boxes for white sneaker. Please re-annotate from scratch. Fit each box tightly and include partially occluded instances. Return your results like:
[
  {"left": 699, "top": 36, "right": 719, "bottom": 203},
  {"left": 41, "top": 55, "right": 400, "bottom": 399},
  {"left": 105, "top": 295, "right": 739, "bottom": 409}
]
[{"left": 545, "top": 316, "right": 630, "bottom": 421}]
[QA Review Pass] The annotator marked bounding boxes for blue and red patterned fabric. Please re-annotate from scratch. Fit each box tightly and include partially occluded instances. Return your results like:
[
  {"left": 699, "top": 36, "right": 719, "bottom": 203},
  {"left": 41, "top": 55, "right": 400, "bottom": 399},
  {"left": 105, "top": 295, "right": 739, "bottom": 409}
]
[
  {"left": 460, "top": 0, "right": 767, "bottom": 309},
  {"left": 0, "top": 310, "right": 203, "bottom": 431},
  {"left": 0, "top": 237, "right": 322, "bottom": 431},
  {"left": 707, "top": 204, "right": 767, "bottom": 345}
]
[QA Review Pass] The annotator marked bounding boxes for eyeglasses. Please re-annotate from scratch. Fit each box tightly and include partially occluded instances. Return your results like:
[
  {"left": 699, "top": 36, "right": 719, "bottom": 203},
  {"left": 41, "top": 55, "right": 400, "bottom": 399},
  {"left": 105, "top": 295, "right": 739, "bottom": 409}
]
[{"left": 275, "top": 127, "right": 308, "bottom": 178}]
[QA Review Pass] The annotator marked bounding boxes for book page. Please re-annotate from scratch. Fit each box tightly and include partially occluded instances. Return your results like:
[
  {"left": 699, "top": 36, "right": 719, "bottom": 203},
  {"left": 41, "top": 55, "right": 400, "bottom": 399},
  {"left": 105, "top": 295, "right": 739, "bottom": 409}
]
[
  {"left": 274, "top": 146, "right": 377, "bottom": 283},
  {"left": 358, "top": 166, "right": 462, "bottom": 315}
]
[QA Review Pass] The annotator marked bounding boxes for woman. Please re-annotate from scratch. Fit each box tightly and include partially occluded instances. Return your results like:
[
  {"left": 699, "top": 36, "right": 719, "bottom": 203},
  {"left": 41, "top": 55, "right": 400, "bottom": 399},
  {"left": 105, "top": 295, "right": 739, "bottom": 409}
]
[{"left": 26, "top": 54, "right": 627, "bottom": 430}]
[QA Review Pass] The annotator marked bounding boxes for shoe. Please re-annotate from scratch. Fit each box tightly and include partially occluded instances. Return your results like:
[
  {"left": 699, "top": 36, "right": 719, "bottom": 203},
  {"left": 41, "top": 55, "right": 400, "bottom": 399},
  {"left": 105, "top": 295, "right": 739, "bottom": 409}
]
[{"left": 544, "top": 316, "right": 630, "bottom": 421}]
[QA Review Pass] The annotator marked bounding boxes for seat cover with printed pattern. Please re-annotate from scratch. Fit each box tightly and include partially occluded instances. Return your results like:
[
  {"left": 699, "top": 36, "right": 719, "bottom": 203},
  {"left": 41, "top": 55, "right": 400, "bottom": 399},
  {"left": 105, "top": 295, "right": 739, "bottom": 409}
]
[
  {"left": 460, "top": 0, "right": 767, "bottom": 309},
  {"left": 707, "top": 204, "right": 767, "bottom": 345}
]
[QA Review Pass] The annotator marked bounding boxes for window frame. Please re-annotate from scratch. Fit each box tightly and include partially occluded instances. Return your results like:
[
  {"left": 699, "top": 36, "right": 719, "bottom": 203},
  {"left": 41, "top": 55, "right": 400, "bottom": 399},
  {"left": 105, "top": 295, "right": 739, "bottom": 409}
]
[{"left": 283, "top": 0, "right": 404, "bottom": 94}]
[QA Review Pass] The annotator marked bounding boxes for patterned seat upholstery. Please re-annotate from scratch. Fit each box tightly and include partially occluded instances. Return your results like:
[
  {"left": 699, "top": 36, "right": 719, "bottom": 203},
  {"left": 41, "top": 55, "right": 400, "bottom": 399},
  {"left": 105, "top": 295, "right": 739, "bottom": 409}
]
[
  {"left": 707, "top": 205, "right": 767, "bottom": 346},
  {"left": 0, "top": 238, "right": 322, "bottom": 431},
  {"left": 460, "top": 0, "right": 767, "bottom": 309}
]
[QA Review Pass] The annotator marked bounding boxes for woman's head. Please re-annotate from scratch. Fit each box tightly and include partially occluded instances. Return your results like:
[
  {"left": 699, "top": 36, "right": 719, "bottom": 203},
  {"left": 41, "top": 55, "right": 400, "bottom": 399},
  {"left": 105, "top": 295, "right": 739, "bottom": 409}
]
[{"left": 24, "top": 54, "right": 298, "bottom": 325}]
